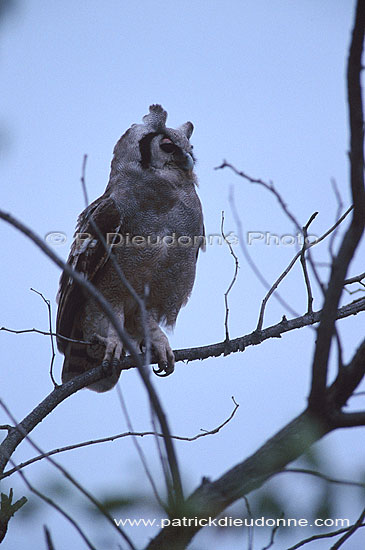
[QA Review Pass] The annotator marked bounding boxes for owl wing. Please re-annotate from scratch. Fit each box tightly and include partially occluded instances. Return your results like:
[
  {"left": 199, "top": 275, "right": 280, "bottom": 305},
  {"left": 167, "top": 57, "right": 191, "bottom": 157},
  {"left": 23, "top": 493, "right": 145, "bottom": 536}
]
[{"left": 56, "top": 193, "right": 122, "bottom": 353}]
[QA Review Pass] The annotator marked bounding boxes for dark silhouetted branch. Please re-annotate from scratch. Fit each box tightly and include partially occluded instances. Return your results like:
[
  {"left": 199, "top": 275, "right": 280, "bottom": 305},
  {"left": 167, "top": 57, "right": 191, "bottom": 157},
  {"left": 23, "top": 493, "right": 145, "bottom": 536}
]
[{"left": 308, "top": 0, "right": 364, "bottom": 414}]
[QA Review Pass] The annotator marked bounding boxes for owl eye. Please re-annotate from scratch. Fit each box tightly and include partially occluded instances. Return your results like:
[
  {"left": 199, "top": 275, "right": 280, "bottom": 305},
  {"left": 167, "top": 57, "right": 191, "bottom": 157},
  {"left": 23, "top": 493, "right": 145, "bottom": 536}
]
[{"left": 160, "top": 138, "right": 177, "bottom": 153}]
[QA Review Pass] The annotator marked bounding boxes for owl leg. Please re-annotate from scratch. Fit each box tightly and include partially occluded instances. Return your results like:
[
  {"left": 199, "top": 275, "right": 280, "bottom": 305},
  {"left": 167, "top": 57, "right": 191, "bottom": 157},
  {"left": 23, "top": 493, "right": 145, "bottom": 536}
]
[
  {"left": 147, "top": 319, "right": 175, "bottom": 377},
  {"left": 92, "top": 310, "right": 124, "bottom": 371}
]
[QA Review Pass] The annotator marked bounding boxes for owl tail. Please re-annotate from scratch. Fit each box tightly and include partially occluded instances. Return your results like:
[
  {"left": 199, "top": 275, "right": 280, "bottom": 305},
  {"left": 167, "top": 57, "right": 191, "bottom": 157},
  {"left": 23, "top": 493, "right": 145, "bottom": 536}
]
[{"left": 61, "top": 327, "right": 121, "bottom": 392}]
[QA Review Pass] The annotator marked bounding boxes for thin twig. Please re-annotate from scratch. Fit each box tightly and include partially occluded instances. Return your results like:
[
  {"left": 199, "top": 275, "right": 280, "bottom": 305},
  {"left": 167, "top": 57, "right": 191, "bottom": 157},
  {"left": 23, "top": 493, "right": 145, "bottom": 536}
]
[
  {"left": 221, "top": 210, "right": 240, "bottom": 344},
  {"left": 229, "top": 187, "right": 299, "bottom": 318},
  {"left": 262, "top": 512, "right": 284, "bottom": 550},
  {"left": 149, "top": 400, "right": 172, "bottom": 510},
  {"left": 0, "top": 326, "right": 91, "bottom": 344},
  {"left": 285, "top": 523, "right": 365, "bottom": 550},
  {"left": 7, "top": 457, "right": 97, "bottom": 550},
  {"left": 0, "top": 399, "right": 136, "bottom": 550},
  {"left": 220, "top": 161, "right": 354, "bottom": 330},
  {"left": 330, "top": 506, "right": 365, "bottom": 549},
  {"left": 30, "top": 288, "right": 58, "bottom": 387},
  {"left": 329, "top": 178, "right": 344, "bottom": 259},
  {"left": 2, "top": 397, "right": 239, "bottom": 480},
  {"left": 44, "top": 526, "right": 56, "bottom": 550},
  {"left": 300, "top": 212, "right": 318, "bottom": 314},
  {"left": 116, "top": 384, "right": 165, "bottom": 510},
  {"left": 216, "top": 161, "right": 301, "bottom": 231},
  {"left": 256, "top": 206, "right": 353, "bottom": 331},
  {"left": 242, "top": 495, "right": 254, "bottom": 550},
  {"left": 278, "top": 468, "right": 365, "bottom": 489},
  {"left": 344, "top": 285, "right": 365, "bottom": 295}
]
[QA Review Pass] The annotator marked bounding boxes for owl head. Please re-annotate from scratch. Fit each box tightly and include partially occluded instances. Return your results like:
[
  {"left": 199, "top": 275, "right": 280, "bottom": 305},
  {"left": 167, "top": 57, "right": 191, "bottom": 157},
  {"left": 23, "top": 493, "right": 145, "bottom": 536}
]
[{"left": 111, "top": 105, "right": 195, "bottom": 175}]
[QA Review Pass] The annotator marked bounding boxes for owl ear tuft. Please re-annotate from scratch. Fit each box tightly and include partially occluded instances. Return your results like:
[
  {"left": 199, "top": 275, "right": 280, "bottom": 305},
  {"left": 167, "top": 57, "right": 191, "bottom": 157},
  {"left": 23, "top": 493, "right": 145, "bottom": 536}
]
[
  {"left": 179, "top": 121, "right": 194, "bottom": 139},
  {"left": 143, "top": 104, "right": 168, "bottom": 131}
]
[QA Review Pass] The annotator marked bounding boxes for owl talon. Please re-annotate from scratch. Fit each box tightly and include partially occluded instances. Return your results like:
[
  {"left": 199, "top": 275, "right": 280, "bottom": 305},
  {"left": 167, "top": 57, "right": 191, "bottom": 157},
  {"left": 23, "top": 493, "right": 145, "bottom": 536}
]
[
  {"left": 153, "top": 361, "right": 175, "bottom": 377},
  {"left": 101, "top": 359, "right": 112, "bottom": 374},
  {"left": 101, "top": 357, "right": 120, "bottom": 376}
]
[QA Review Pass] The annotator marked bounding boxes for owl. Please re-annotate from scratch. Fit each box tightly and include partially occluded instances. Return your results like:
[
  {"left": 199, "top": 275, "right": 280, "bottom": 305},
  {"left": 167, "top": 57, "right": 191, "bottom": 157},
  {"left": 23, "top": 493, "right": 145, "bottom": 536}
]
[{"left": 56, "top": 105, "right": 204, "bottom": 392}]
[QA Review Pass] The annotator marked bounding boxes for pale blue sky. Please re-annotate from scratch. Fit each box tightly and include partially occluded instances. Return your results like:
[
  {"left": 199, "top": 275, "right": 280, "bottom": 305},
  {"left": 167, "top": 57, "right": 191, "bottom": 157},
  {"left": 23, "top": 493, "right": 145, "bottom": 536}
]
[{"left": 1, "top": 1, "right": 364, "bottom": 549}]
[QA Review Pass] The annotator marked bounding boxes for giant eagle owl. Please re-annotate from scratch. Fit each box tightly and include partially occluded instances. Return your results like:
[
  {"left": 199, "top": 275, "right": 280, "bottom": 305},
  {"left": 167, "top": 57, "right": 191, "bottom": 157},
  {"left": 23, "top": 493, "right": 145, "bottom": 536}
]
[{"left": 56, "top": 105, "right": 204, "bottom": 392}]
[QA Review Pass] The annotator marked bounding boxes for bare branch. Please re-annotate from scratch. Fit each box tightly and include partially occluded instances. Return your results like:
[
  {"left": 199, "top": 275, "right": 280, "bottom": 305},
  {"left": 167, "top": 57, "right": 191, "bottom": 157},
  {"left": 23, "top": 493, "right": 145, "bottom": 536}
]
[
  {"left": 1, "top": 398, "right": 238, "bottom": 479},
  {"left": 221, "top": 159, "right": 354, "bottom": 332},
  {"left": 285, "top": 522, "right": 365, "bottom": 550},
  {"left": 9, "top": 460, "right": 97, "bottom": 550},
  {"left": 242, "top": 495, "right": 254, "bottom": 550},
  {"left": 216, "top": 161, "right": 301, "bottom": 231},
  {"left": 145, "top": 409, "right": 330, "bottom": 550},
  {"left": 224, "top": 163, "right": 353, "bottom": 332},
  {"left": 255, "top": 207, "right": 353, "bottom": 331},
  {"left": 328, "top": 337, "right": 365, "bottom": 415},
  {"left": 44, "top": 526, "right": 56, "bottom": 550},
  {"left": 300, "top": 212, "right": 318, "bottom": 314},
  {"left": 0, "top": 326, "right": 91, "bottom": 345},
  {"left": 331, "top": 506, "right": 365, "bottom": 549},
  {"left": 262, "top": 513, "right": 283, "bottom": 550},
  {"left": 145, "top": 326, "right": 365, "bottom": 549},
  {"left": 229, "top": 186, "right": 299, "bottom": 318},
  {"left": 308, "top": 0, "right": 365, "bottom": 414},
  {"left": 1, "top": 292, "right": 363, "bottom": 483},
  {"left": 171, "top": 297, "right": 365, "bottom": 366},
  {"left": 344, "top": 271, "right": 365, "bottom": 285},
  {"left": 30, "top": 288, "right": 58, "bottom": 387},
  {"left": 329, "top": 178, "right": 344, "bottom": 260},
  {"left": 330, "top": 411, "right": 365, "bottom": 428},
  {"left": 220, "top": 210, "right": 240, "bottom": 344},
  {"left": 279, "top": 467, "right": 365, "bottom": 489},
  {"left": 2, "top": 296, "right": 364, "bottom": 371},
  {"left": 116, "top": 384, "right": 165, "bottom": 510},
  {"left": 0, "top": 400, "right": 137, "bottom": 550}
]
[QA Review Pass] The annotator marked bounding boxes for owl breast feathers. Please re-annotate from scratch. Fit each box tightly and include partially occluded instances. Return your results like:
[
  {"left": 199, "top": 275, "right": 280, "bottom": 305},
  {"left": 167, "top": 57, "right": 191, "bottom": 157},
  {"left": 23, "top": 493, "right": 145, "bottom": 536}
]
[{"left": 56, "top": 104, "right": 205, "bottom": 392}]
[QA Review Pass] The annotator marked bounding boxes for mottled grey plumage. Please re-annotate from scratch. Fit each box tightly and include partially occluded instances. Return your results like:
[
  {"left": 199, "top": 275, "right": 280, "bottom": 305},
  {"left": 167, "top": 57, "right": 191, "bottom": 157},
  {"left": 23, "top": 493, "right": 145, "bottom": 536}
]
[{"left": 56, "top": 105, "right": 204, "bottom": 392}]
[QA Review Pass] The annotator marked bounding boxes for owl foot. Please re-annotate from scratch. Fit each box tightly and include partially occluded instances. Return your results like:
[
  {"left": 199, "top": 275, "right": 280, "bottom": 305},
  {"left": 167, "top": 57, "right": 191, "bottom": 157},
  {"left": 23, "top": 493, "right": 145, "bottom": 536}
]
[
  {"left": 86, "top": 334, "right": 123, "bottom": 392},
  {"left": 92, "top": 334, "right": 123, "bottom": 368},
  {"left": 150, "top": 329, "right": 175, "bottom": 377}
]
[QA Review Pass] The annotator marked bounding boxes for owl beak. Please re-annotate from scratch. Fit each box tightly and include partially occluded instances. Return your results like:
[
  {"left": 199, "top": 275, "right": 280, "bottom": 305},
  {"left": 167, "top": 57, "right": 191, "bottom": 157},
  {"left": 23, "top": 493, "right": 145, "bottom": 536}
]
[
  {"left": 184, "top": 152, "right": 194, "bottom": 171},
  {"left": 175, "top": 151, "right": 194, "bottom": 172}
]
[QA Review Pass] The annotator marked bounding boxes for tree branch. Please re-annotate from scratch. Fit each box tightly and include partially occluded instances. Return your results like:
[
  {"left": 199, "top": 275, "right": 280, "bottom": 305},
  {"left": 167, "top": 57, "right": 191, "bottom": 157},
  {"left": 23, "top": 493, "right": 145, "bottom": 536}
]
[
  {"left": 2, "top": 397, "right": 239, "bottom": 480},
  {"left": 331, "top": 506, "right": 365, "bottom": 549},
  {"left": 0, "top": 283, "right": 363, "bottom": 478},
  {"left": 344, "top": 271, "right": 365, "bottom": 285},
  {"left": 145, "top": 329, "right": 365, "bottom": 549},
  {"left": 145, "top": 409, "right": 329, "bottom": 549},
  {"left": 285, "top": 522, "right": 365, "bottom": 550},
  {"left": 308, "top": 0, "right": 365, "bottom": 414}
]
